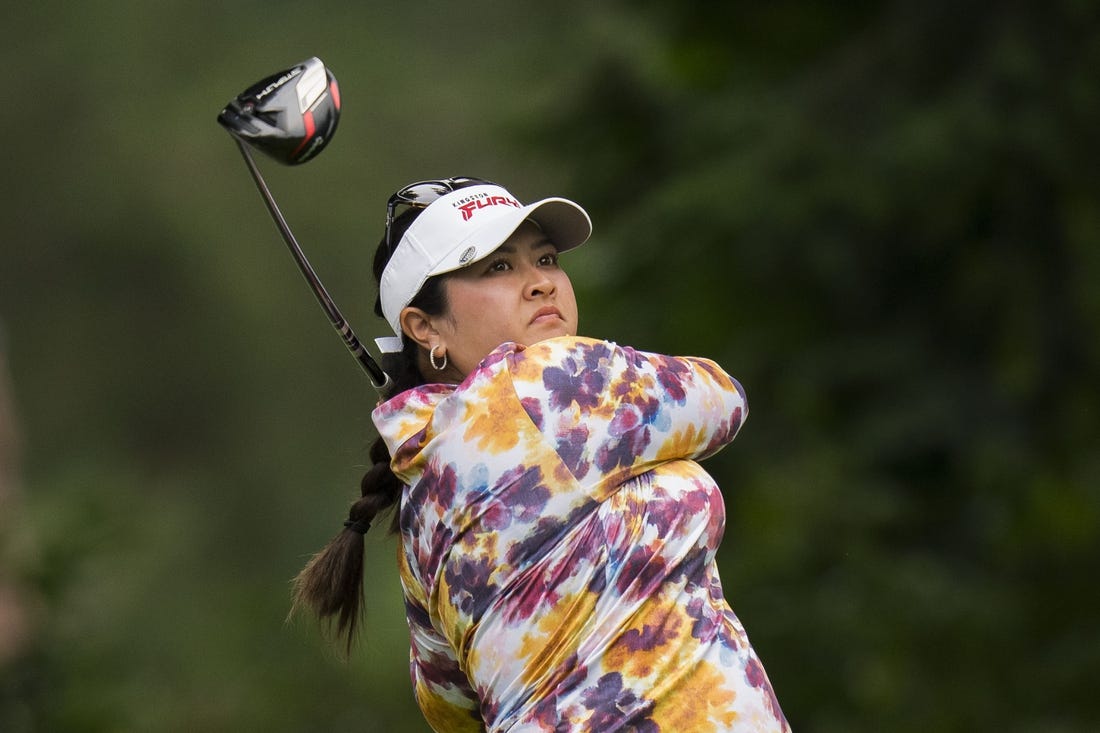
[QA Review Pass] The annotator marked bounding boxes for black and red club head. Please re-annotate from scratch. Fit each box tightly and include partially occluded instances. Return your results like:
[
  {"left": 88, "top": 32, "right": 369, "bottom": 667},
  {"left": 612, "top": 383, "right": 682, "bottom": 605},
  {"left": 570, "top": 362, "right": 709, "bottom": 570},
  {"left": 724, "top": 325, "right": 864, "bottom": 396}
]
[{"left": 217, "top": 57, "right": 340, "bottom": 165}]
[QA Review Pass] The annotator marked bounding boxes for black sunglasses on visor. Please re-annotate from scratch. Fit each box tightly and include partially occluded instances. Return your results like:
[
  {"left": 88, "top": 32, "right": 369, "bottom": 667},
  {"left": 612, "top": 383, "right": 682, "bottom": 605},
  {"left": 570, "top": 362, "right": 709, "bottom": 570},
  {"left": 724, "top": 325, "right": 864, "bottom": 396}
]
[{"left": 384, "top": 176, "right": 498, "bottom": 253}]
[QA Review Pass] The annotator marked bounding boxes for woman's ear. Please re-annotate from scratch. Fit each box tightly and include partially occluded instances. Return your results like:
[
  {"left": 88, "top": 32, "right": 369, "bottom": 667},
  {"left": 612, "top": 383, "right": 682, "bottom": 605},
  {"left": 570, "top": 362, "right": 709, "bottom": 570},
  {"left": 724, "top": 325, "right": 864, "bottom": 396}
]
[{"left": 399, "top": 307, "right": 438, "bottom": 351}]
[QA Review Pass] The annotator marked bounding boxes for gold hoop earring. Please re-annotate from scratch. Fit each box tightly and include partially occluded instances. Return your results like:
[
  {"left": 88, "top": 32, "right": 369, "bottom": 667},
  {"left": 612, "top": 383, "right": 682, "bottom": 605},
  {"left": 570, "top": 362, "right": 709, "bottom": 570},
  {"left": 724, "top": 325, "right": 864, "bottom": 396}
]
[{"left": 430, "top": 345, "right": 448, "bottom": 371}]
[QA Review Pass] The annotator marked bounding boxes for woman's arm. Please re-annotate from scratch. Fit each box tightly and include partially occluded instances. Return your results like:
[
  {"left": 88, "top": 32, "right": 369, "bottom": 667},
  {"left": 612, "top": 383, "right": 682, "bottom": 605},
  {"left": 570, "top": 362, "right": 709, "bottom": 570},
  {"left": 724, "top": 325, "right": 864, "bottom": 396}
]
[
  {"left": 510, "top": 337, "right": 748, "bottom": 481},
  {"left": 405, "top": 589, "right": 487, "bottom": 733}
]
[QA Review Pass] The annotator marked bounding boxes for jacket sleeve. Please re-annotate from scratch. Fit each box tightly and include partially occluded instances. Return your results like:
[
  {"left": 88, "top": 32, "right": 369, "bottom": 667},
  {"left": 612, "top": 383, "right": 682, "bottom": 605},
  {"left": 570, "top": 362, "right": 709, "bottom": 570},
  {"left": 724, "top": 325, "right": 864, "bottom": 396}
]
[
  {"left": 509, "top": 337, "right": 748, "bottom": 482},
  {"left": 403, "top": 565, "right": 486, "bottom": 733}
]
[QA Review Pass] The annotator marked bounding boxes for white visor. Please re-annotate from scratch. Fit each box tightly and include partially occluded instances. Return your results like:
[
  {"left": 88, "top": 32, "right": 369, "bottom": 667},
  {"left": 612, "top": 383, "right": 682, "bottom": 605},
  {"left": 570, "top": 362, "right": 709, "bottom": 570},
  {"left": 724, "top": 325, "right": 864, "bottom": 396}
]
[{"left": 377, "top": 183, "right": 592, "bottom": 347}]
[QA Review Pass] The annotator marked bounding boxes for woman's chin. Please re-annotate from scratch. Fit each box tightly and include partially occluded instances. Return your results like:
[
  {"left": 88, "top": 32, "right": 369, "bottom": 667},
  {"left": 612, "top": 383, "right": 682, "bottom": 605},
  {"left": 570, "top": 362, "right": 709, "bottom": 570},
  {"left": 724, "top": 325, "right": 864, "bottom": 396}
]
[{"left": 527, "top": 321, "right": 574, "bottom": 343}]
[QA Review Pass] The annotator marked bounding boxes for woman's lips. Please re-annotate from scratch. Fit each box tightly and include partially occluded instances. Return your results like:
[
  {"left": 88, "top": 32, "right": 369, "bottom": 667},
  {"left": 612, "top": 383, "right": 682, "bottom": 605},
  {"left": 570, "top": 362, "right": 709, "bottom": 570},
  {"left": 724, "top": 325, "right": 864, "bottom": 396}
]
[{"left": 530, "top": 306, "right": 563, "bottom": 324}]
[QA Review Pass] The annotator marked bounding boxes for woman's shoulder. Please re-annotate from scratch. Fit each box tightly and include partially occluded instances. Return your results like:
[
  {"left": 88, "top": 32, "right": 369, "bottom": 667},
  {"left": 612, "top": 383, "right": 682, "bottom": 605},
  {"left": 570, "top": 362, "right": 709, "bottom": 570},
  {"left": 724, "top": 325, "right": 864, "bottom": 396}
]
[
  {"left": 505, "top": 335, "right": 621, "bottom": 377},
  {"left": 513, "top": 335, "right": 617, "bottom": 362}
]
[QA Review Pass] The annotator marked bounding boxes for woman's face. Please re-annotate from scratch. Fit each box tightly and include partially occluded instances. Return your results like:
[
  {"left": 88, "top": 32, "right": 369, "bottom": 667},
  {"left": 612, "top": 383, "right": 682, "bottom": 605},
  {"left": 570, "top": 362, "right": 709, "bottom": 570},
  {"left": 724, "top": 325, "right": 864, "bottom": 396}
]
[{"left": 432, "top": 221, "right": 578, "bottom": 377}]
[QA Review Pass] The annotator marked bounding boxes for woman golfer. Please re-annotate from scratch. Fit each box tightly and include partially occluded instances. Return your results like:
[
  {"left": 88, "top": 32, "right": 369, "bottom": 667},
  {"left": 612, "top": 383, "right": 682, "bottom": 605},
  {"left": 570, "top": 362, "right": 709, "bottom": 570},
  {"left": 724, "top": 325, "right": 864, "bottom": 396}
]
[{"left": 294, "top": 178, "right": 790, "bottom": 732}]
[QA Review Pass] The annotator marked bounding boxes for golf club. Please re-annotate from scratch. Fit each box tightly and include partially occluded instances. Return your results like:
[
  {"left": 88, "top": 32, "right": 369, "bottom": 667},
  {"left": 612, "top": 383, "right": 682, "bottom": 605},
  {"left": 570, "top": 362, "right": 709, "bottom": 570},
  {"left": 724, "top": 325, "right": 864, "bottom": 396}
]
[{"left": 217, "top": 57, "right": 391, "bottom": 391}]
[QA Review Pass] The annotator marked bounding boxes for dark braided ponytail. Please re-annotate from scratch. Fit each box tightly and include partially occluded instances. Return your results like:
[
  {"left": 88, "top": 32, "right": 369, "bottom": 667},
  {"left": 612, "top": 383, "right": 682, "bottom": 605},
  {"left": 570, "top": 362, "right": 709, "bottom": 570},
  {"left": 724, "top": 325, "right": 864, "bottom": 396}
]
[{"left": 290, "top": 205, "right": 450, "bottom": 653}]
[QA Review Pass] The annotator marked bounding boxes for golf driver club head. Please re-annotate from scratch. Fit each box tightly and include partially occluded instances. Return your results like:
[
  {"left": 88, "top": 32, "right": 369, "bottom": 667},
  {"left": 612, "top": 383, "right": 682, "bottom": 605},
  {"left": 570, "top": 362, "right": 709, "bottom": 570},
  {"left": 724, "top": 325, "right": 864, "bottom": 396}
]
[{"left": 217, "top": 57, "right": 340, "bottom": 165}]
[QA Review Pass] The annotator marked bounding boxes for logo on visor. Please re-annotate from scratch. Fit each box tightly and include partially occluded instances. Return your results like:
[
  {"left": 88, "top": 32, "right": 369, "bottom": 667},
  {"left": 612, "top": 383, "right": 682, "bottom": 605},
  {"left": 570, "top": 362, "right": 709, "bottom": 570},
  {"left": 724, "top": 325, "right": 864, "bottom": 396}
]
[
  {"left": 457, "top": 195, "right": 521, "bottom": 221},
  {"left": 458, "top": 246, "right": 477, "bottom": 264}
]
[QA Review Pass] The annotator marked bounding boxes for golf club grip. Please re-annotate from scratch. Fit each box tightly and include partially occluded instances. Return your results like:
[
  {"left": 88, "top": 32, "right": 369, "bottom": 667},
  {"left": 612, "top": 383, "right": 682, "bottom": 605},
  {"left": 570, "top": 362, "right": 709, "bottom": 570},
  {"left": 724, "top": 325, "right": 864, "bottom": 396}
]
[{"left": 233, "top": 140, "right": 391, "bottom": 391}]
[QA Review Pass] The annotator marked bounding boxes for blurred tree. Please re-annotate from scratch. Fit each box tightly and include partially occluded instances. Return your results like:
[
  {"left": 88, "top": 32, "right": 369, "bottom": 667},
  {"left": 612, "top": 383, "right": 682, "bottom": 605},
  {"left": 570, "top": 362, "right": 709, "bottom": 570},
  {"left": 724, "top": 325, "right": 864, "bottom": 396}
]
[
  {"left": 0, "top": 322, "right": 37, "bottom": 733},
  {"left": 523, "top": 1, "right": 1100, "bottom": 731},
  {"left": 0, "top": 325, "right": 25, "bottom": 652},
  {"left": 2, "top": 0, "right": 1098, "bottom": 731}
]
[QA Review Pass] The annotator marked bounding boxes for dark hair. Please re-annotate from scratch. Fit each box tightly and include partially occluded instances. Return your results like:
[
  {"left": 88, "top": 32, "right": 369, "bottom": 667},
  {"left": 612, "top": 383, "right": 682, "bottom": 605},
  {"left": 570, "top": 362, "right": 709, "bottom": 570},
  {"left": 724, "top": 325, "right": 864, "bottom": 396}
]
[{"left": 290, "top": 204, "right": 450, "bottom": 653}]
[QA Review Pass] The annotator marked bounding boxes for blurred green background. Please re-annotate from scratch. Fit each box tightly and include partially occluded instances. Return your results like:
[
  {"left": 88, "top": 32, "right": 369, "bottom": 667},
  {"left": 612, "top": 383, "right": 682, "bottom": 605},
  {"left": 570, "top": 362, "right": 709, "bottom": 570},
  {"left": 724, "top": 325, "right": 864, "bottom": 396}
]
[{"left": 2, "top": 1, "right": 1098, "bottom": 731}]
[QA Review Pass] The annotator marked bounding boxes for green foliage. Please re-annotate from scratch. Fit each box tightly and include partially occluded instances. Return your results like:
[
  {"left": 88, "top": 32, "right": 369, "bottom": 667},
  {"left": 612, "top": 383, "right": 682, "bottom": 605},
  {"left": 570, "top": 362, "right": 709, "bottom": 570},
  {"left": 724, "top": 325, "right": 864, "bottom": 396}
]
[
  {"left": 527, "top": 2, "right": 1100, "bottom": 731},
  {"left": 1, "top": 1, "right": 1097, "bottom": 731}
]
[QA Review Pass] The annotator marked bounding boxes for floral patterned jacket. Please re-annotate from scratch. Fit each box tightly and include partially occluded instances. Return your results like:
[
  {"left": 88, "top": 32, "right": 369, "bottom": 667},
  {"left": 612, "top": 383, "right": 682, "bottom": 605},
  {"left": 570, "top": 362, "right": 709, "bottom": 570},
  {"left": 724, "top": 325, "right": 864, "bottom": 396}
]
[{"left": 373, "top": 336, "right": 789, "bottom": 733}]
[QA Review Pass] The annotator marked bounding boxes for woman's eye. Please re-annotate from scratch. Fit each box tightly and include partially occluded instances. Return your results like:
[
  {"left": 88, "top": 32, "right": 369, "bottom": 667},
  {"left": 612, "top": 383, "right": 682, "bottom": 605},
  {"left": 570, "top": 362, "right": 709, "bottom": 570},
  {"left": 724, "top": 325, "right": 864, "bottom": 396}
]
[
  {"left": 487, "top": 259, "right": 511, "bottom": 273},
  {"left": 538, "top": 253, "right": 559, "bottom": 266}
]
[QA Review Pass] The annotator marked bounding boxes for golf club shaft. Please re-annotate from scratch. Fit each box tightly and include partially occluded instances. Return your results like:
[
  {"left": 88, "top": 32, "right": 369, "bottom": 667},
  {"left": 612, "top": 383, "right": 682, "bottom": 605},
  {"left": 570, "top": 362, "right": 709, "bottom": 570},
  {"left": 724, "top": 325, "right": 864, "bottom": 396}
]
[{"left": 234, "top": 139, "right": 391, "bottom": 391}]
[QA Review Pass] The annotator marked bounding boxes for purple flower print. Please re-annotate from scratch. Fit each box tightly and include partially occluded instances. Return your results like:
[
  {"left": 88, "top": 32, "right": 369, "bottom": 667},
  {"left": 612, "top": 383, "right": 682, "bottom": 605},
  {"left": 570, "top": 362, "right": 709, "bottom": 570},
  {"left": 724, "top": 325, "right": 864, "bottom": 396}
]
[
  {"left": 539, "top": 340, "right": 613, "bottom": 411},
  {"left": 444, "top": 555, "right": 496, "bottom": 618},
  {"left": 520, "top": 396, "right": 544, "bottom": 430},
  {"left": 507, "top": 515, "right": 564, "bottom": 567},
  {"left": 595, "top": 424, "right": 652, "bottom": 474},
  {"left": 686, "top": 596, "right": 720, "bottom": 643},
  {"left": 746, "top": 656, "right": 788, "bottom": 726},
  {"left": 416, "top": 633, "right": 471, "bottom": 688},
  {"left": 615, "top": 617, "right": 679, "bottom": 654},
  {"left": 523, "top": 654, "right": 589, "bottom": 729},
  {"left": 544, "top": 363, "right": 607, "bottom": 411},
  {"left": 615, "top": 543, "right": 667, "bottom": 598},
  {"left": 497, "top": 465, "right": 551, "bottom": 523},
  {"left": 655, "top": 358, "right": 693, "bottom": 404},
  {"left": 579, "top": 673, "right": 657, "bottom": 732},
  {"left": 404, "top": 595, "right": 432, "bottom": 631},
  {"left": 556, "top": 426, "right": 591, "bottom": 479},
  {"left": 423, "top": 461, "right": 459, "bottom": 508}
]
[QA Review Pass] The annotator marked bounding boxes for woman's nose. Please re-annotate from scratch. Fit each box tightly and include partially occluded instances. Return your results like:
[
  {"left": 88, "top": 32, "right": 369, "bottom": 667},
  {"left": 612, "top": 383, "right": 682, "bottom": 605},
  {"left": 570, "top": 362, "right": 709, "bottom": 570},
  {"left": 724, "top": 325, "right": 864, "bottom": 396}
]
[{"left": 525, "top": 267, "right": 555, "bottom": 299}]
